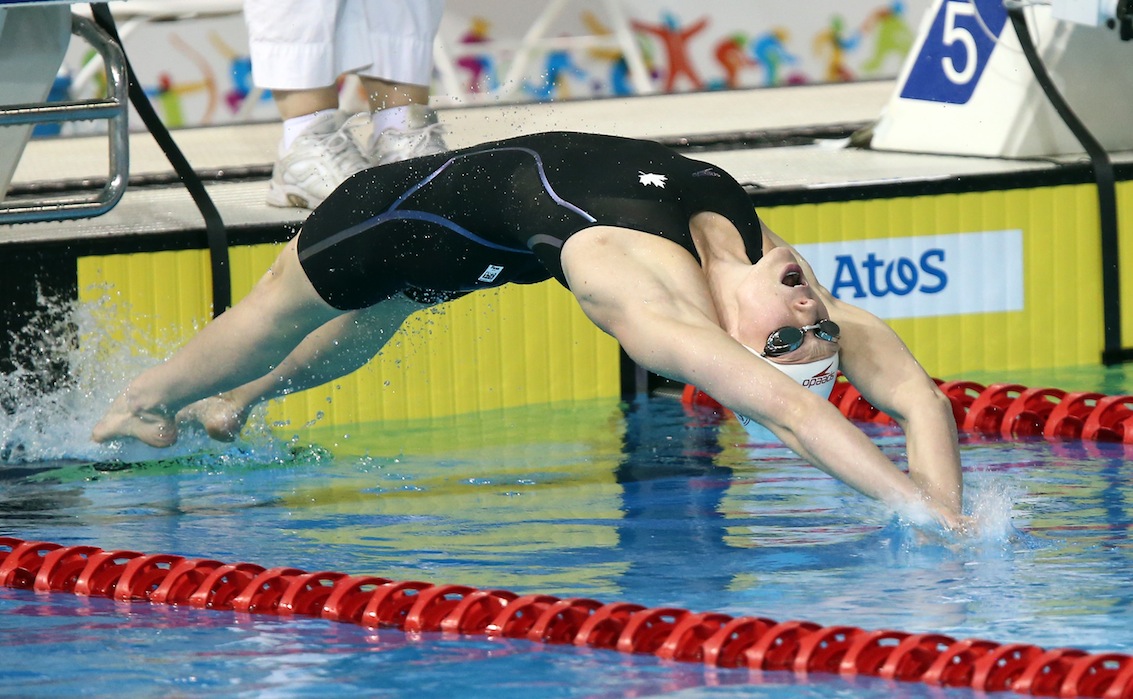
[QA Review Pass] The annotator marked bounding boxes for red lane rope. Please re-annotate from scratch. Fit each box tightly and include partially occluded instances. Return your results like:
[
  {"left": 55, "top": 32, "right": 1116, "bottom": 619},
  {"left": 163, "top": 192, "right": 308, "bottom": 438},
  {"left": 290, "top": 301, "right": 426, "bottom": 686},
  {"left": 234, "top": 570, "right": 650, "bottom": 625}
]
[
  {"left": 2, "top": 537, "right": 1132, "bottom": 698},
  {"left": 682, "top": 376, "right": 1133, "bottom": 444}
]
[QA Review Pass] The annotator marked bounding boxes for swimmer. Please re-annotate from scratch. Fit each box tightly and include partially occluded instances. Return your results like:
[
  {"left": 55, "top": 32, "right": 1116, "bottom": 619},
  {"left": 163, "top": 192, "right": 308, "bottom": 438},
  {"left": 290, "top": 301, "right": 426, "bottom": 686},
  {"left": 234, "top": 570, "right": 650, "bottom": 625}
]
[{"left": 92, "top": 131, "right": 966, "bottom": 531}]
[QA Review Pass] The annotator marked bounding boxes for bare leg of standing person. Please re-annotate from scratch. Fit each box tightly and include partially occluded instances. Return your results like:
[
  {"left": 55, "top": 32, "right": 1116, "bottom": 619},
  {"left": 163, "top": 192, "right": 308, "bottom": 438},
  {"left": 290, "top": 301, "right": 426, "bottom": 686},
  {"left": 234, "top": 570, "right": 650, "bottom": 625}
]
[
  {"left": 362, "top": 76, "right": 448, "bottom": 164},
  {"left": 266, "top": 85, "right": 373, "bottom": 209}
]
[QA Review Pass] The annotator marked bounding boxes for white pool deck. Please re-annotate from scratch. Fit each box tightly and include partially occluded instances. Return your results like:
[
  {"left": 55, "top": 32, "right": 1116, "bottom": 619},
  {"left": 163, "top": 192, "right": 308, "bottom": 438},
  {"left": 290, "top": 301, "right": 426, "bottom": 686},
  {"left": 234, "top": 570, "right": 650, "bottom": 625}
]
[{"left": 2, "top": 80, "right": 1128, "bottom": 246}]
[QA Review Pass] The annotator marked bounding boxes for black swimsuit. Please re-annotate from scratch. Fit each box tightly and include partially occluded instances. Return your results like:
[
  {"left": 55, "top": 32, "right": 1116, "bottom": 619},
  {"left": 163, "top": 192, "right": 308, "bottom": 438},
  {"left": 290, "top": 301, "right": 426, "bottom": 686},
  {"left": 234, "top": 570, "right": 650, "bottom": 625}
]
[{"left": 297, "top": 131, "right": 764, "bottom": 310}]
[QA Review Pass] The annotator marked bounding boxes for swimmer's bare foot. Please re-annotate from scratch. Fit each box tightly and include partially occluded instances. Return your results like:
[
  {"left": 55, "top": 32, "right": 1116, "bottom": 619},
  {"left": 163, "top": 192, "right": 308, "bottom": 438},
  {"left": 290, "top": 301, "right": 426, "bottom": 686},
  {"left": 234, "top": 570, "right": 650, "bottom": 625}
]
[
  {"left": 91, "top": 395, "right": 178, "bottom": 447},
  {"left": 175, "top": 395, "right": 250, "bottom": 442}
]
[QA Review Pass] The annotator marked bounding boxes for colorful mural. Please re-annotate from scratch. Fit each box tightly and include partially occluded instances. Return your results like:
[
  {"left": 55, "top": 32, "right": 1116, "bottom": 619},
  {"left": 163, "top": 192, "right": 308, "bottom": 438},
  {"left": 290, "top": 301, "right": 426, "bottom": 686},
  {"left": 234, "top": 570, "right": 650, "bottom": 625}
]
[
  {"left": 48, "top": 0, "right": 929, "bottom": 131},
  {"left": 440, "top": 0, "right": 930, "bottom": 101}
]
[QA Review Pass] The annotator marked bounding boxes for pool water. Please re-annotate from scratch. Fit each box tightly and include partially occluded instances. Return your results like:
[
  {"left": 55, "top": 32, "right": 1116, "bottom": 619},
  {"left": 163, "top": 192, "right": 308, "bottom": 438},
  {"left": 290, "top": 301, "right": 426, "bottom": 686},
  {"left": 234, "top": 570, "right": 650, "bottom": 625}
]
[{"left": 4, "top": 392, "right": 1133, "bottom": 698}]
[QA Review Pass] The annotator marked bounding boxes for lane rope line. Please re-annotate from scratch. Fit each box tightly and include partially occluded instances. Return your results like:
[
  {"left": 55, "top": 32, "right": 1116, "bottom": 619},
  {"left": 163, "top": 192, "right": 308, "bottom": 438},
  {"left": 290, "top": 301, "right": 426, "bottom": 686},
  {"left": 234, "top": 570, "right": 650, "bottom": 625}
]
[
  {"left": 683, "top": 376, "right": 1133, "bottom": 444},
  {"left": 2, "top": 537, "right": 1132, "bottom": 697}
]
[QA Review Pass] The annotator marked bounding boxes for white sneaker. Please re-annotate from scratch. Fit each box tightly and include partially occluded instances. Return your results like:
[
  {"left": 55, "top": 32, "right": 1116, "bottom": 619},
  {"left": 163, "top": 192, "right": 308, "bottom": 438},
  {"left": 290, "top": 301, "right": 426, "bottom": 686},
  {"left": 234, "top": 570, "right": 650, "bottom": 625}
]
[
  {"left": 266, "top": 111, "right": 372, "bottom": 209},
  {"left": 370, "top": 104, "right": 449, "bottom": 165}
]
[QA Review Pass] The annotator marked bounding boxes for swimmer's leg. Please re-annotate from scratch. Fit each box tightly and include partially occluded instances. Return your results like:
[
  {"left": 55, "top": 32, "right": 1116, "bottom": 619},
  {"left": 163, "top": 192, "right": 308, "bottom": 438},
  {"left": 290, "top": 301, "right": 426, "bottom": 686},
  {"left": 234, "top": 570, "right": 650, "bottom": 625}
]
[
  {"left": 92, "top": 237, "right": 342, "bottom": 447},
  {"left": 176, "top": 294, "right": 428, "bottom": 441}
]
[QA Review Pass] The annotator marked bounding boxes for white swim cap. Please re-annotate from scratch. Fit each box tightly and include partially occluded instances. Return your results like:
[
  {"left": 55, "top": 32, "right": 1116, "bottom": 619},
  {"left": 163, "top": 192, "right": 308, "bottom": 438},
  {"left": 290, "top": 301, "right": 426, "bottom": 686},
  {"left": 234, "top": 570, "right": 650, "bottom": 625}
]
[
  {"left": 735, "top": 346, "right": 840, "bottom": 442},
  {"left": 747, "top": 347, "right": 840, "bottom": 399}
]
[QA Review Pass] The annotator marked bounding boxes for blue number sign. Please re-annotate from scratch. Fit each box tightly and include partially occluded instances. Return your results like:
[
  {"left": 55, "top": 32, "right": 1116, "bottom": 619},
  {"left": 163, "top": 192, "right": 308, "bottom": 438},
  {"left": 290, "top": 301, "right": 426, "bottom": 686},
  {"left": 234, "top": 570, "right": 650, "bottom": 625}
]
[{"left": 899, "top": 0, "right": 1008, "bottom": 104}]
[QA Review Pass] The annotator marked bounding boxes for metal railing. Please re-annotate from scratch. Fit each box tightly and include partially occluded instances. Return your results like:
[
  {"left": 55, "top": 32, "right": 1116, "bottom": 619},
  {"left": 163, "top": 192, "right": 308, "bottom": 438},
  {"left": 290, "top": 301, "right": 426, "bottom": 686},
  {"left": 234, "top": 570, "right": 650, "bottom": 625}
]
[{"left": 0, "top": 12, "right": 128, "bottom": 225}]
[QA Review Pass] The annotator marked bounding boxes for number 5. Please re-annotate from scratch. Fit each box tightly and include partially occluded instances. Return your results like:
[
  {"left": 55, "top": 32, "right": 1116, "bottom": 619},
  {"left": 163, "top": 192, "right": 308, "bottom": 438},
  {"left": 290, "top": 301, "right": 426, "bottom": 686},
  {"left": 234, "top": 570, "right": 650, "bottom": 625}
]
[{"left": 942, "top": 1, "right": 978, "bottom": 85}]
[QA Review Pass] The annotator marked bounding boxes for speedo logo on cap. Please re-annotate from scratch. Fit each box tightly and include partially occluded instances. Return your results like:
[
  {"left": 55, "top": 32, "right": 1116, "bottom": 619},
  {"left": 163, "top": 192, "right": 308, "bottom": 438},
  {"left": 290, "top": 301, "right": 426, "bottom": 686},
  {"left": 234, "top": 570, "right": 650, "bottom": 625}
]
[
  {"left": 801, "top": 363, "right": 837, "bottom": 389},
  {"left": 745, "top": 346, "right": 841, "bottom": 399}
]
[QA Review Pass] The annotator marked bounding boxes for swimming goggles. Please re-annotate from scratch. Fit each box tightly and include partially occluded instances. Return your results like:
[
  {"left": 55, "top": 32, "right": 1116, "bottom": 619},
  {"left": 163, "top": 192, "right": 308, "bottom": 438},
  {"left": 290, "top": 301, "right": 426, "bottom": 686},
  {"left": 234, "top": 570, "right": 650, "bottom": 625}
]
[{"left": 761, "top": 319, "right": 840, "bottom": 357}]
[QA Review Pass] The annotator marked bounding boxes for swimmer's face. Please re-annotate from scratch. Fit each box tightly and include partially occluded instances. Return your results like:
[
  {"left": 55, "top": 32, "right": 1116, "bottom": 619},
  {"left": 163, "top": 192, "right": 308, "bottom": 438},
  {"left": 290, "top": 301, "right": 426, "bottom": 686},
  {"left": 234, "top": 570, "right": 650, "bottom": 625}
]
[{"left": 737, "top": 246, "right": 838, "bottom": 364}]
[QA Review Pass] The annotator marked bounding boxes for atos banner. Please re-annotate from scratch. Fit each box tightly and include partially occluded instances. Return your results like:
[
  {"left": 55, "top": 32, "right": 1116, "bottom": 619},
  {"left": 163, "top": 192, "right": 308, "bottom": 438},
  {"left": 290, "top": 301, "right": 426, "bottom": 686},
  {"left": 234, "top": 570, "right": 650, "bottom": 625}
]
[{"left": 795, "top": 229, "right": 1024, "bottom": 320}]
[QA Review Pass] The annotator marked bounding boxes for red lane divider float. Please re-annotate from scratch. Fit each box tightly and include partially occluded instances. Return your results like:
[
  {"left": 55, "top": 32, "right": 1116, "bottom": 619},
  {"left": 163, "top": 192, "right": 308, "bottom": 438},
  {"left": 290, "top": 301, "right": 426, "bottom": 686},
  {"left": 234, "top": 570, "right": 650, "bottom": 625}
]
[
  {"left": 3, "top": 537, "right": 1132, "bottom": 698},
  {"left": 683, "top": 376, "right": 1133, "bottom": 445}
]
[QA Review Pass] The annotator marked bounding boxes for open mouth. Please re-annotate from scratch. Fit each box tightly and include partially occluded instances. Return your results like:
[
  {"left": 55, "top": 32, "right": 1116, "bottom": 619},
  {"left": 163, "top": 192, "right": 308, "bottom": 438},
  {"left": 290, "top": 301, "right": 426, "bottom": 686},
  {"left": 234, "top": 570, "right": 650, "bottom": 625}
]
[{"left": 781, "top": 264, "right": 805, "bottom": 287}]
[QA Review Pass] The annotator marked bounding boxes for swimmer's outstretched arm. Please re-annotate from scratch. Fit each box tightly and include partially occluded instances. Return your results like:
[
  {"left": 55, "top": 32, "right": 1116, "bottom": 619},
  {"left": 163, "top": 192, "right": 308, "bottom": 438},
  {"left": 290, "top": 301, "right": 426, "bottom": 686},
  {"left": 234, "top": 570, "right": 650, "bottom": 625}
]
[
  {"left": 562, "top": 228, "right": 964, "bottom": 530},
  {"left": 829, "top": 297, "right": 963, "bottom": 514},
  {"left": 761, "top": 224, "right": 964, "bottom": 522},
  {"left": 612, "top": 311, "right": 960, "bottom": 528}
]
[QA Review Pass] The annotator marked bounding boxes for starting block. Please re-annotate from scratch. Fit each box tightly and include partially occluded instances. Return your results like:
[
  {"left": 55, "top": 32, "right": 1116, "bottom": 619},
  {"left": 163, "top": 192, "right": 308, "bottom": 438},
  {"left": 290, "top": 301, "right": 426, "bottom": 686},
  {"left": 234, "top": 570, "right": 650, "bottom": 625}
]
[{"left": 871, "top": 0, "right": 1133, "bottom": 158}]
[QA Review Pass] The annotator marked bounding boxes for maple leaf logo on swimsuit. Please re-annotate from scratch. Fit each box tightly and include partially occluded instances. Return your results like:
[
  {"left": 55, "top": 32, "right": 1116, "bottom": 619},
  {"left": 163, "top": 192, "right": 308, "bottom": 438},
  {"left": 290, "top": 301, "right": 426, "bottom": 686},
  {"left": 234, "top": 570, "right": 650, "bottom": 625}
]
[{"left": 638, "top": 172, "right": 666, "bottom": 188}]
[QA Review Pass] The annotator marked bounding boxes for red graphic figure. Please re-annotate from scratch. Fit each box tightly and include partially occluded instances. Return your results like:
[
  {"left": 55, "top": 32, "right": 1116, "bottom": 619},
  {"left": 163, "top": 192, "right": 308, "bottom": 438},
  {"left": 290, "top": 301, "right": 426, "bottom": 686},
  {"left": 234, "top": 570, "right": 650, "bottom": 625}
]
[
  {"left": 713, "top": 33, "right": 756, "bottom": 89},
  {"left": 631, "top": 13, "right": 708, "bottom": 92},
  {"left": 583, "top": 10, "right": 655, "bottom": 96}
]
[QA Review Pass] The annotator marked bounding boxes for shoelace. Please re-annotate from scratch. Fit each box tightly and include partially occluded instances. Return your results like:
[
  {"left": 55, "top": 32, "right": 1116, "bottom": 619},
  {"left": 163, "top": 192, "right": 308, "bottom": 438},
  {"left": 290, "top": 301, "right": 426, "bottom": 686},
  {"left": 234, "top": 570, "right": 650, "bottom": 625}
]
[
  {"left": 405, "top": 123, "right": 448, "bottom": 156},
  {"left": 321, "top": 114, "right": 372, "bottom": 173},
  {"left": 374, "top": 122, "right": 448, "bottom": 162}
]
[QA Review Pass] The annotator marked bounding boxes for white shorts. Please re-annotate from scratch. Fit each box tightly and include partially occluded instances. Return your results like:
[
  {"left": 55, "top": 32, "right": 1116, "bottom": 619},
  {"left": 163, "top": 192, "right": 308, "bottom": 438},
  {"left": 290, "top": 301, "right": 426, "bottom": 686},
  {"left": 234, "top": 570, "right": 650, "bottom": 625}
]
[{"left": 243, "top": 0, "right": 444, "bottom": 90}]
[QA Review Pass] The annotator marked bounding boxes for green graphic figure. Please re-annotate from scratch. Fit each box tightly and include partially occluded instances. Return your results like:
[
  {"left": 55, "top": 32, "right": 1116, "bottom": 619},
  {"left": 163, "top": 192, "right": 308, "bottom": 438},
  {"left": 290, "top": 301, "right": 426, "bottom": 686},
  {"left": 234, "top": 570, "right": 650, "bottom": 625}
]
[{"left": 861, "top": 1, "right": 914, "bottom": 75}]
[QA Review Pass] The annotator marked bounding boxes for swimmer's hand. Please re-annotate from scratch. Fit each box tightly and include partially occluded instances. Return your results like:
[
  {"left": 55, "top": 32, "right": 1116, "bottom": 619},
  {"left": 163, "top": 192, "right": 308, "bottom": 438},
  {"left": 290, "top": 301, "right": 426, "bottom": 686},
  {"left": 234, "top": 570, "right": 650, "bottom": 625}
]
[
  {"left": 896, "top": 499, "right": 973, "bottom": 538},
  {"left": 929, "top": 505, "right": 978, "bottom": 538},
  {"left": 943, "top": 514, "right": 978, "bottom": 537}
]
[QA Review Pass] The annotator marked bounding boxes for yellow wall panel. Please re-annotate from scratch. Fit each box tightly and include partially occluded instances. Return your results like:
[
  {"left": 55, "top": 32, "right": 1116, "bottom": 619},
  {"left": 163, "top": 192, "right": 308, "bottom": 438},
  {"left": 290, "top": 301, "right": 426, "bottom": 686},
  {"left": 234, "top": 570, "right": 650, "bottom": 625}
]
[
  {"left": 78, "top": 249, "right": 212, "bottom": 356},
  {"left": 760, "top": 183, "right": 1121, "bottom": 378},
  {"left": 75, "top": 179, "right": 1131, "bottom": 428},
  {"left": 1119, "top": 181, "right": 1133, "bottom": 349}
]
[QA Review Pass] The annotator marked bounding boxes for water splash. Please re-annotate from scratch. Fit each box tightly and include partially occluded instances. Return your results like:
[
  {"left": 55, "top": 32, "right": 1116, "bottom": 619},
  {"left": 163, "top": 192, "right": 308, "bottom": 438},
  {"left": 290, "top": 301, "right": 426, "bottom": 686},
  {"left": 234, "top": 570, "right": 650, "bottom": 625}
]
[
  {"left": 965, "top": 475, "right": 1030, "bottom": 543},
  {"left": 0, "top": 292, "right": 287, "bottom": 466},
  {"left": 878, "top": 474, "right": 1045, "bottom": 559}
]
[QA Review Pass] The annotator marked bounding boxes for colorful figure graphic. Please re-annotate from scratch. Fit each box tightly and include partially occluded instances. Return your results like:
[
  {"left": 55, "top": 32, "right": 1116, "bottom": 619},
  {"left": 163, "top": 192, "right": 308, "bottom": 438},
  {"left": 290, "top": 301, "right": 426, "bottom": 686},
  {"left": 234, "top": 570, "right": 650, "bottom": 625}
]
[
  {"left": 523, "top": 49, "right": 589, "bottom": 100},
  {"left": 33, "top": 73, "right": 72, "bottom": 137},
  {"left": 149, "top": 74, "right": 186, "bottom": 127},
  {"left": 456, "top": 17, "right": 499, "bottom": 93},
  {"left": 860, "top": 1, "right": 914, "bottom": 75},
  {"left": 631, "top": 13, "right": 708, "bottom": 92},
  {"left": 751, "top": 28, "right": 799, "bottom": 87},
  {"left": 145, "top": 34, "right": 218, "bottom": 127},
  {"left": 813, "top": 15, "right": 861, "bottom": 82},
  {"left": 711, "top": 33, "right": 756, "bottom": 89},
  {"left": 582, "top": 10, "right": 655, "bottom": 96},
  {"left": 210, "top": 32, "right": 270, "bottom": 113},
  {"left": 77, "top": 47, "right": 108, "bottom": 99}
]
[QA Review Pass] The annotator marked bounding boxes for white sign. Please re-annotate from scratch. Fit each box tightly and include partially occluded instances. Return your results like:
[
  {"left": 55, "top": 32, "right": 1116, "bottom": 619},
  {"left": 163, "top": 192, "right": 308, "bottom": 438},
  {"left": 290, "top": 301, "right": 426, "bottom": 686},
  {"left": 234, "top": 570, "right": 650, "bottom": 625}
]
[{"left": 794, "top": 229, "right": 1024, "bottom": 320}]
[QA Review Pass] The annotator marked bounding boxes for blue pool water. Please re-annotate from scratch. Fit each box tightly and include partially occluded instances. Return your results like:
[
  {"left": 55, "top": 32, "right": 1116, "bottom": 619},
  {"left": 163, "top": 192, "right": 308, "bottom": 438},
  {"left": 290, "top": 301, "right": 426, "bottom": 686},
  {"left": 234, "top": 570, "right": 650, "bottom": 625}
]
[{"left": 4, "top": 389, "right": 1133, "bottom": 698}]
